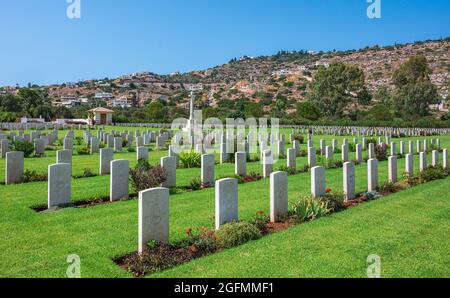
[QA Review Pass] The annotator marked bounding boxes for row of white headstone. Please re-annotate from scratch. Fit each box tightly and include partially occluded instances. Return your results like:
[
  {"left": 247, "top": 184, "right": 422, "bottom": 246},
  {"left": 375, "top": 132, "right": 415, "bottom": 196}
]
[{"left": 136, "top": 148, "right": 449, "bottom": 253}]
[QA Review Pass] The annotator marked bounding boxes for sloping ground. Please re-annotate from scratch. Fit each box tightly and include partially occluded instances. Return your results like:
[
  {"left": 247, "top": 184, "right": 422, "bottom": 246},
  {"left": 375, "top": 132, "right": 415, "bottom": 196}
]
[{"left": 153, "top": 178, "right": 450, "bottom": 278}]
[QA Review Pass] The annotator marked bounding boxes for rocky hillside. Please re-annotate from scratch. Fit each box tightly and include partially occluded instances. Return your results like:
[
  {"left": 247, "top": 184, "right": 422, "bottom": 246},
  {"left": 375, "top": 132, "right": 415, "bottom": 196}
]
[{"left": 13, "top": 38, "right": 449, "bottom": 109}]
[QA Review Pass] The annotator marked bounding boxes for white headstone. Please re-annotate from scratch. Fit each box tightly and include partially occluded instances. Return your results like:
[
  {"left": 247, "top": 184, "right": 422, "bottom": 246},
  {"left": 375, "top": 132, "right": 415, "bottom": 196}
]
[
  {"left": 367, "top": 159, "right": 378, "bottom": 192},
  {"left": 5, "top": 151, "right": 24, "bottom": 185},
  {"left": 270, "top": 171, "right": 288, "bottom": 222},
  {"left": 235, "top": 152, "right": 247, "bottom": 176},
  {"left": 110, "top": 159, "right": 129, "bottom": 201},
  {"left": 311, "top": 166, "right": 325, "bottom": 198},
  {"left": 161, "top": 156, "right": 176, "bottom": 188},
  {"left": 48, "top": 163, "right": 71, "bottom": 208},
  {"left": 99, "top": 148, "right": 114, "bottom": 175},
  {"left": 388, "top": 156, "right": 397, "bottom": 183},
  {"left": 201, "top": 154, "right": 215, "bottom": 186},
  {"left": 137, "top": 146, "right": 149, "bottom": 161},
  {"left": 138, "top": 187, "right": 169, "bottom": 253},
  {"left": 343, "top": 162, "right": 355, "bottom": 200},
  {"left": 215, "top": 178, "right": 238, "bottom": 230}
]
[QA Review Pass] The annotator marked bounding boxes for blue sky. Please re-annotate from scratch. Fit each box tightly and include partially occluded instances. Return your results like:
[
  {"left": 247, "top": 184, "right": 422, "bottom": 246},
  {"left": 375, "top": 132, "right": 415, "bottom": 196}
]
[{"left": 1, "top": 0, "right": 449, "bottom": 86}]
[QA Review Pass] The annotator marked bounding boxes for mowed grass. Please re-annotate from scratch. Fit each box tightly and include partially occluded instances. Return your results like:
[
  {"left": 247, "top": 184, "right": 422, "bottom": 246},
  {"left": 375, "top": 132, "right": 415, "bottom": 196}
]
[{"left": 0, "top": 128, "right": 449, "bottom": 277}]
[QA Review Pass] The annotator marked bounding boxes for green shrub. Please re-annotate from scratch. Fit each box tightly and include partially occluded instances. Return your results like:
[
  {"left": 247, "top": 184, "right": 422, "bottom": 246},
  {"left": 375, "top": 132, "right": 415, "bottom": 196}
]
[
  {"left": 418, "top": 166, "right": 446, "bottom": 183},
  {"left": 127, "top": 147, "right": 136, "bottom": 153},
  {"left": 379, "top": 180, "right": 396, "bottom": 193},
  {"left": 75, "top": 136, "right": 83, "bottom": 145},
  {"left": 375, "top": 144, "right": 387, "bottom": 161},
  {"left": 135, "top": 159, "right": 153, "bottom": 171},
  {"left": 215, "top": 221, "right": 262, "bottom": 249},
  {"left": 278, "top": 165, "right": 297, "bottom": 175},
  {"left": 83, "top": 168, "right": 95, "bottom": 178},
  {"left": 129, "top": 165, "right": 167, "bottom": 192},
  {"left": 179, "top": 151, "right": 201, "bottom": 168},
  {"left": 293, "top": 132, "right": 304, "bottom": 144},
  {"left": 77, "top": 147, "right": 90, "bottom": 155},
  {"left": 23, "top": 169, "right": 47, "bottom": 183},
  {"left": 189, "top": 177, "right": 202, "bottom": 191},
  {"left": 251, "top": 211, "right": 269, "bottom": 231},
  {"left": 323, "top": 192, "right": 346, "bottom": 212},
  {"left": 292, "top": 195, "right": 330, "bottom": 223},
  {"left": 12, "top": 139, "right": 34, "bottom": 157},
  {"left": 184, "top": 227, "right": 217, "bottom": 254}
]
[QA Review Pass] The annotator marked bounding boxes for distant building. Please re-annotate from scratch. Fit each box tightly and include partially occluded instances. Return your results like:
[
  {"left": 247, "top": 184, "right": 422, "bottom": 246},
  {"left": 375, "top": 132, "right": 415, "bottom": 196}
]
[
  {"left": 88, "top": 107, "right": 114, "bottom": 125},
  {"left": 111, "top": 96, "right": 132, "bottom": 108},
  {"left": 59, "top": 95, "right": 81, "bottom": 108},
  {"left": 95, "top": 92, "right": 114, "bottom": 99}
]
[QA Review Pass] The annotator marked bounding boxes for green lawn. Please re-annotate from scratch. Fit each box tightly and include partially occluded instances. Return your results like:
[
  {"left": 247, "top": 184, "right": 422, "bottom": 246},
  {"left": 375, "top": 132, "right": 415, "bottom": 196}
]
[{"left": 0, "top": 128, "right": 449, "bottom": 277}]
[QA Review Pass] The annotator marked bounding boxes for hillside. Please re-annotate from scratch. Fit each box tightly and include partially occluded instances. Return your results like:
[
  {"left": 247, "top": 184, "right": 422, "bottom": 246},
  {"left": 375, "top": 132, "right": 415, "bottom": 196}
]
[{"left": 2, "top": 38, "right": 449, "bottom": 112}]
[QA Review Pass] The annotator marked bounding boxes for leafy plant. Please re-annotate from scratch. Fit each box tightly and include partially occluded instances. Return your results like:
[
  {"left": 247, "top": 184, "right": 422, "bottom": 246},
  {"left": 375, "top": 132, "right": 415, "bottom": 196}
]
[
  {"left": 184, "top": 227, "right": 217, "bottom": 254},
  {"left": 75, "top": 136, "right": 83, "bottom": 145},
  {"left": 215, "top": 221, "right": 262, "bottom": 249},
  {"left": 12, "top": 139, "right": 34, "bottom": 157},
  {"left": 418, "top": 166, "right": 446, "bottom": 183},
  {"left": 189, "top": 177, "right": 202, "bottom": 191},
  {"left": 83, "top": 168, "right": 95, "bottom": 178},
  {"left": 291, "top": 195, "right": 331, "bottom": 223},
  {"left": 135, "top": 159, "right": 153, "bottom": 171},
  {"left": 77, "top": 147, "right": 90, "bottom": 155},
  {"left": 375, "top": 144, "right": 387, "bottom": 161},
  {"left": 278, "top": 165, "right": 297, "bottom": 175},
  {"left": 323, "top": 191, "right": 346, "bottom": 212},
  {"left": 23, "top": 169, "right": 47, "bottom": 183},
  {"left": 179, "top": 151, "right": 201, "bottom": 168},
  {"left": 251, "top": 210, "right": 269, "bottom": 231},
  {"left": 379, "top": 180, "right": 396, "bottom": 193},
  {"left": 129, "top": 165, "right": 167, "bottom": 192}
]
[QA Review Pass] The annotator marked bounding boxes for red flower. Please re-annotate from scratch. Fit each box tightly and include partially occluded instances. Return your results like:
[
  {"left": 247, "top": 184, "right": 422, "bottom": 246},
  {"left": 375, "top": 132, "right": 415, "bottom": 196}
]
[
  {"left": 325, "top": 188, "right": 332, "bottom": 193},
  {"left": 185, "top": 228, "right": 192, "bottom": 236},
  {"left": 257, "top": 210, "right": 265, "bottom": 215}
]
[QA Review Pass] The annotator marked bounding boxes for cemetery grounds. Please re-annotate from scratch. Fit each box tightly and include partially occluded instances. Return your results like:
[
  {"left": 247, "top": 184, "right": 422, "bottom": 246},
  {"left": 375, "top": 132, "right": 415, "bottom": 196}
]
[{"left": 0, "top": 127, "right": 449, "bottom": 278}]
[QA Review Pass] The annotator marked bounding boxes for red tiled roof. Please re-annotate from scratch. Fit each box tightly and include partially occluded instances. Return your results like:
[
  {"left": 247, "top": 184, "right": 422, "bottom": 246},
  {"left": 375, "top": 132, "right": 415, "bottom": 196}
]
[{"left": 88, "top": 107, "right": 114, "bottom": 113}]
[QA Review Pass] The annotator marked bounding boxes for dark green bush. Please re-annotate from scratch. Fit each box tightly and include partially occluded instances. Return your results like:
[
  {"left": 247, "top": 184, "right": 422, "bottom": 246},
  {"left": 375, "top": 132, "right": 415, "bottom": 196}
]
[
  {"left": 419, "top": 166, "right": 446, "bottom": 183},
  {"left": 323, "top": 192, "right": 346, "bottom": 212},
  {"left": 215, "top": 221, "right": 262, "bottom": 249},
  {"left": 77, "top": 147, "right": 90, "bottom": 155},
  {"left": 23, "top": 169, "right": 47, "bottom": 183},
  {"left": 83, "top": 168, "right": 95, "bottom": 178},
  {"left": 12, "top": 139, "right": 34, "bottom": 157}
]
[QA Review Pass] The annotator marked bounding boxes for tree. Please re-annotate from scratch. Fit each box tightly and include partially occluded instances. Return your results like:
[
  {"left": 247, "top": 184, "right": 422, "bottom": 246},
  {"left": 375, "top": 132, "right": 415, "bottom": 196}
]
[
  {"left": 0, "top": 93, "right": 22, "bottom": 112},
  {"left": 367, "top": 104, "right": 393, "bottom": 121},
  {"left": 146, "top": 101, "right": 167, "bottom": 122},
  {"left": 308, "top": 61, "right": 366, "bottom": 118},
  {"left": 373, "top": 85, "right": 392, "bottom": 106},
  {"left": 392, "top": 55, "right": 439, "bottom": 117},
  {"left": 17, "top": 88, "right": 52, "bottom": 118},
  {"left": 295, "top": 101, "right": 322, "bottom": 121}
]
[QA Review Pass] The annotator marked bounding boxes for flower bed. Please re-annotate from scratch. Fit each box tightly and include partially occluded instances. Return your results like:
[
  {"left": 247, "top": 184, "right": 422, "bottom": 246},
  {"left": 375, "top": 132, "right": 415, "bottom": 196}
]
[{"left": 115, "top": 165, "right": 450, "bottom": 277}]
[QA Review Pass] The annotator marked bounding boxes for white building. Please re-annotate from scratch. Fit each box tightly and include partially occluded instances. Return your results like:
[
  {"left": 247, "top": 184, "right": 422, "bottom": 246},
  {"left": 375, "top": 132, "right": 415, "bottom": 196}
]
[
  {"left": 112, "top": 96, "right": 132, "bottom": 108},
  {"left": 94, "top": 92, "right": 114, "bottom": 99},
  {"left": 88, "top": 107, "right": 114, "bottom": 125}
]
